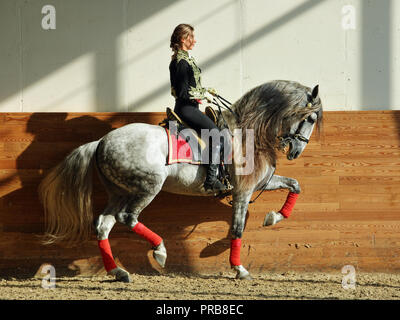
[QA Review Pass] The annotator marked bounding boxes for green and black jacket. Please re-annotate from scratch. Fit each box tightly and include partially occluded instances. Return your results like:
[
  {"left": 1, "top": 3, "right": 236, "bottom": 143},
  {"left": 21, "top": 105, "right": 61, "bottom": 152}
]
[{"left": 169, "top": 50, "right": 206, "bottom": 105}]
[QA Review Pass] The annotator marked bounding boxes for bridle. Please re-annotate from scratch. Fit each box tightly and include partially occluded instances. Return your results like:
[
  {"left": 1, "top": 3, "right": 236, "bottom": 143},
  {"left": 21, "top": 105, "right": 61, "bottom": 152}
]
[{"left": 278, "top": 113, "right": 317, "bottom": 148}]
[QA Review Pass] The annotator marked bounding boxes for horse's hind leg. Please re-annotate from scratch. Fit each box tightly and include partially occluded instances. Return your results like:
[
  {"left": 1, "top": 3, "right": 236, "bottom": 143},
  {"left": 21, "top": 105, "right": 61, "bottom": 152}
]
[
  {"left": 94, "top": 213, "right": 131, "bottom": 283},
  {"left": 116, "top": 193, "right": 167, "bottom": 268}
]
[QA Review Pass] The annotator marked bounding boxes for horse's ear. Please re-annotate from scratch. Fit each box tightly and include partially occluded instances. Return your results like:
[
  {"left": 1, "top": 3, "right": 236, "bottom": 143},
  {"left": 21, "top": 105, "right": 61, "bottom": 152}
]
[{"left": 312, "top": 85, "right": 319, "bottom": 100}]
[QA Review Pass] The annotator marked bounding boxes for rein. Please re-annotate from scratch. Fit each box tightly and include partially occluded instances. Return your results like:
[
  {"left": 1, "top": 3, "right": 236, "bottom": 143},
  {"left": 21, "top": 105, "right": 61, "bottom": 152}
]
[
  {"left": 211, "top": 95, "right": 239, "bottom": 135},
  {"left": 227, "top": 167, "right": 276, "bottom": 206},
  {"left": 211, "top": 95, "right": 311, "bottom": 206},
  {"left": 215, "top": 95, "right": 238, "bottom": 119}
]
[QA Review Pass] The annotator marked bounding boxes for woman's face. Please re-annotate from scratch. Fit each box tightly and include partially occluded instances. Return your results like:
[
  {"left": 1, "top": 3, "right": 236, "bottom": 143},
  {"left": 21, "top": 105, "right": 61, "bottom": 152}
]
[{"left": 181, "top": 32, "right": 196, "bottom": 51}]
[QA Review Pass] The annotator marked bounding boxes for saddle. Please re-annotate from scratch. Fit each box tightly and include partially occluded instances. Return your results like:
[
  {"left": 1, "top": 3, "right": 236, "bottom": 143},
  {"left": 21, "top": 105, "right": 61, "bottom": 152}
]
[
  {"left": 159, "top": 107, "right": 213, "bottom": 151},
  {"left": 160, "top": 106, "right": 218, "bottom": 128},
  {"left": 159, "top": 106, "right": 232, "bottom": 193}
]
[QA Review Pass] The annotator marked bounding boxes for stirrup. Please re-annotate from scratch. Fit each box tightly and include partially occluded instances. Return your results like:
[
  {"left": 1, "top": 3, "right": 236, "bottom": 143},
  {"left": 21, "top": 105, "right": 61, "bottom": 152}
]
[
  {"left": 204, "top": 178, "right": 230, "bottom": 192},
  {"left": 204, "top": 182, "right": 227, "bottom": 193}
]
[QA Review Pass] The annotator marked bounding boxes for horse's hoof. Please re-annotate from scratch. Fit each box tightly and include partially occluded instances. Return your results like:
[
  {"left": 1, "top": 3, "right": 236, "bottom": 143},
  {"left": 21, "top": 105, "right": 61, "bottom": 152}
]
[
  {"left": 263, "top": 211, "right": 284, "bottom": 226},
  {"left": 153, "top": 242, "right": 167, "bottom": 268},
  {"left": 153, "top": 250, "right": 167, "bottom": 268},
  {"left": 118, "top": 275, "right": 132, "bottom": 283},
  {"left": 109, "top": 267, "right": 131, "bottom": 283},
  {"left": 236, "top": 273, "right": 253, "bottom": 280},
  {"left": 233, "top": 265, "right": 252, "bottom": 280},
  {"left": 235, "top": 270, "right": 253, "bottom": 280}
]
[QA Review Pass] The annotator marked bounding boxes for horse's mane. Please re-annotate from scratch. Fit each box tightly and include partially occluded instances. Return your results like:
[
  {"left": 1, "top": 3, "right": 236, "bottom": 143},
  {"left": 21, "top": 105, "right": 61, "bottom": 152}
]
[{"left": 230, "top": 80, "right": 323, "bottom": 191}]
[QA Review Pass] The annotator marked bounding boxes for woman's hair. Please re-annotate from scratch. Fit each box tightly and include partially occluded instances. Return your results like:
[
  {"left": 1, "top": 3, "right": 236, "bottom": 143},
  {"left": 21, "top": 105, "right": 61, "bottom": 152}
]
[{"left": 170, "top": 23, "right": 194, "bottom": 59}]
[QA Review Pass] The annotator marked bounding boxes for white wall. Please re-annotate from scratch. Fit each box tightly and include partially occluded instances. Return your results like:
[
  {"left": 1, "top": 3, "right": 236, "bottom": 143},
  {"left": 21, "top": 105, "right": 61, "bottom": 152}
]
[{"left": 0, "top": 0, "right": 398, "bottom": 112}]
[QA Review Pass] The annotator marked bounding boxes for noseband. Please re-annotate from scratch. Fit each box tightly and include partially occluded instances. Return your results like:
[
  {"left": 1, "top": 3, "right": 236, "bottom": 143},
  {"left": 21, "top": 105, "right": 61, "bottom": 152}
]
[{"left": 278, "top": 114, "right": 316, "bottom": 148}]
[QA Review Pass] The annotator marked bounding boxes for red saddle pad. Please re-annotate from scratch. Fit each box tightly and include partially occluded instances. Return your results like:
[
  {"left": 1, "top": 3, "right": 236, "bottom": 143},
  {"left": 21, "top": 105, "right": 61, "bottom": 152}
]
[{"left": 164, "top": 128, "right": 202, "bottom": 165}]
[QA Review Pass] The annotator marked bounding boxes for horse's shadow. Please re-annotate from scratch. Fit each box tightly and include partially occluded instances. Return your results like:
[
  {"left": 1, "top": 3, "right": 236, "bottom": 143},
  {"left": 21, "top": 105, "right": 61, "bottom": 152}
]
[
  {"left": 0, "top": 113, "right": 114, "bottom": 229},
  {"left": 0, "top": 113, "right": 247, "bottom": 278},
  {"left": 0, "top": 113, "right": 111, "bottom": 277}
]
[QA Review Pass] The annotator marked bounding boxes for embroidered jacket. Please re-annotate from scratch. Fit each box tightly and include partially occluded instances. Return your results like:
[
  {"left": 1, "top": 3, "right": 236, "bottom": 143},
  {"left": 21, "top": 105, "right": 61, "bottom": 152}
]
[{"left": 169, "top": 50, "right": 207, "bottom": 103}]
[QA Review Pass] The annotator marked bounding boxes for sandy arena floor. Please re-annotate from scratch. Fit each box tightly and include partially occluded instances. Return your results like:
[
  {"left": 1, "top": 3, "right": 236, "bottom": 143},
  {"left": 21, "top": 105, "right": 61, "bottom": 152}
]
[{"left": 1, "top": 271, "right": 400, "bottom": 300}]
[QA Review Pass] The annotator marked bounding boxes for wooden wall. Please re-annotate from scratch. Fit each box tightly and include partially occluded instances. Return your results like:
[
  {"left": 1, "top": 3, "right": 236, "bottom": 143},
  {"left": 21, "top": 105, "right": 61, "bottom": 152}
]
[{"left": 0, "top": 111, "right": 400, "bottom": 277}]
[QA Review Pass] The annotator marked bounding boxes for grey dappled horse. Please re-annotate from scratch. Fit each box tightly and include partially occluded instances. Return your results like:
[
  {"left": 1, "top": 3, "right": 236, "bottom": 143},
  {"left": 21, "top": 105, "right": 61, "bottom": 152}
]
[{"left": 39, "top": 80, "right": 323, "bottom": 282}]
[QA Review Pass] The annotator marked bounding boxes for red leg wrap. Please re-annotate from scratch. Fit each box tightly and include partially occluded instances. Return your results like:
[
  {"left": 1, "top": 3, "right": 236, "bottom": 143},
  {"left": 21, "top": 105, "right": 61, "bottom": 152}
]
[
  {"left": 98, "top": 239, "right": 117, "bottom": 272},
  {"left": 230, "top": 238, "right": 242, "bottom": 266},
  {"left": 279, "top": 192, "right": 299, "bottom": 218},
  {"left": 132, "top": 222, "right": 163, "bottom": 247}
]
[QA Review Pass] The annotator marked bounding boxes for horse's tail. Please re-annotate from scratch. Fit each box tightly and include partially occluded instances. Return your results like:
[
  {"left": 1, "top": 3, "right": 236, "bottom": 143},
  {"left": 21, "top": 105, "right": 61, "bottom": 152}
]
[{"left": 38, "top": 140, "right": 100, "bottom": 246}]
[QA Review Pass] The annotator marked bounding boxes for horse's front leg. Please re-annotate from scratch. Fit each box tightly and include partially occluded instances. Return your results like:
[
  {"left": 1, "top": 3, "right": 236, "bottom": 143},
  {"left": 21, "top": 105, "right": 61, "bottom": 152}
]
[
  {"left": 230, "top": 192, "right": 253, "bottom": 280},
  {"left": 261, "top": 174, "right": 301, "bottom": 226}
]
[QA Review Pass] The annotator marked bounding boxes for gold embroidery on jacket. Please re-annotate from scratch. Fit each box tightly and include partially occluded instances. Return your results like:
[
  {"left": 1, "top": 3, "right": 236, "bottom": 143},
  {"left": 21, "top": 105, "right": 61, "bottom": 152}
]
[{"left": 173, "top": 50, "right": 206, "bottom": 100}]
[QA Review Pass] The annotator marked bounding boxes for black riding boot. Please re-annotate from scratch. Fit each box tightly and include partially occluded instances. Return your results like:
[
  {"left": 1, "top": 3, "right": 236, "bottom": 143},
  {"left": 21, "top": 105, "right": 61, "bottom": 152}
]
[{"left": 204, "top": 142, "right": 229, "bottom": 192}]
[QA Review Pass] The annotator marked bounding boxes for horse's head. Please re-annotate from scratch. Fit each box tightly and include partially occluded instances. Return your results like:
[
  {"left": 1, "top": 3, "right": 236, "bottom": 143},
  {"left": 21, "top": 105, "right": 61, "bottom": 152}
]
[
  {"left": 278, "top": 84, "right": 323, "bottom": 160},
  {"left": 231, "top": 80, "right": 323, "bottom": 186},
  {"left": 229, "top": 80, "right": 323, "bottom": 191}
]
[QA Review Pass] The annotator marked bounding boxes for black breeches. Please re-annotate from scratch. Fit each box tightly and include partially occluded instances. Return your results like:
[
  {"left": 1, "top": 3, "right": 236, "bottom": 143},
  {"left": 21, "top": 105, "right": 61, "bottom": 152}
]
[
  {"left": 174, "top": 103, "right": 219, "bottom": 132},
  {"left": 174, "top": 102, "right": 224, "bottom": 164}
]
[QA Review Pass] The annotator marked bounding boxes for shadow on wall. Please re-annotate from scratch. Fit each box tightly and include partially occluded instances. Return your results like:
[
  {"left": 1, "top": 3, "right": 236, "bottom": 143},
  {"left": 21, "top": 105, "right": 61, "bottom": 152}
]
[
  {"left": 3, "top": 0, "right": 397, "bottom": 114},
  {"left": 0, "top": 0, "right": 180, "bottom": 112},
  {"left": 360, "top": 1, "right": 400, "bottom": 153},
  {"left": 0, "top": 113, "right": 242, "bottom": 277},
  {"left": 361, "top": 0, "right": 392, "bottom": 111},
  {"left": 129, "top": 0, "right": 329, "bottom": 110},
  {"left": 1, "top": 0, "right": 330, "bottom": 113},
  {"left": 0, "top": 113, "right": 113, "bottom": 276}
]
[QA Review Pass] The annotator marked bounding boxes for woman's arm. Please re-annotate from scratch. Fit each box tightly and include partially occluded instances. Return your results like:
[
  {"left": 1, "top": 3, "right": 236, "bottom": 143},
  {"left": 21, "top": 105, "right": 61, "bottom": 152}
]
[{"left": 174, "top": 60, "right": 192, "bottom": 101}]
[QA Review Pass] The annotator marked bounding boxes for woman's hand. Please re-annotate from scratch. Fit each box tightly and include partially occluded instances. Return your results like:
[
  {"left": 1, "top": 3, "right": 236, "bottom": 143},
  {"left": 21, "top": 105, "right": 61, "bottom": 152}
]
[
  {"left": 204, "top": 91, "right": 214, "bottom": 103},
  {"left": 207, "top": 87, "right": 218, "bottom": 96}
]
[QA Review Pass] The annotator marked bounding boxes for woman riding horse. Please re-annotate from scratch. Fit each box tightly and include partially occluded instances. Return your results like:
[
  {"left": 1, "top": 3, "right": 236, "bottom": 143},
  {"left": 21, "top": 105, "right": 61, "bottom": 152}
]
[{"left": 169, "top": 24, "right": 229, "bottom": 193}]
